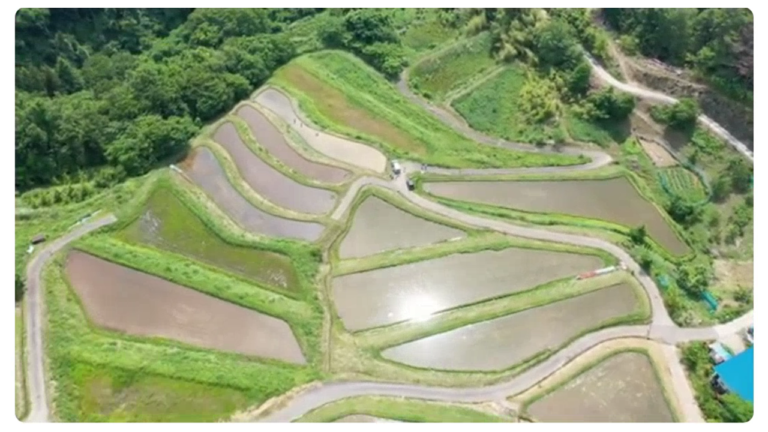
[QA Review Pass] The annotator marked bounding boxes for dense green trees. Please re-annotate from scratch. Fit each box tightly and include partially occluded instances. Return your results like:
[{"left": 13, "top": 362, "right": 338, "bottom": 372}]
[
  {"left": 319, "top": 9, "right": 406, "bottom": 78},
  {"left": 15, "top": 8, "right": 312, "bottom": 193},
  {"left": 602, "top": 8, "right": 753, "bottom": 102},
  {"left": 651, "top": 98, "right": 699, "bottom": 129}
]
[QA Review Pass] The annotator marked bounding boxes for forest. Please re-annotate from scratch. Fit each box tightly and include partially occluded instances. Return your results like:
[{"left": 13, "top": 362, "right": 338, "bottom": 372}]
[{"left": 15, "top": 8, "right": 753, "bottom": 195}]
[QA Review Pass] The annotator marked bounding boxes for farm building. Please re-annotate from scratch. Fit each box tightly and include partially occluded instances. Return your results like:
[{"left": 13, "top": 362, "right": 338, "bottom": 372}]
[{"left": 713, "top": 347, "right": 753, "bottom": 403}]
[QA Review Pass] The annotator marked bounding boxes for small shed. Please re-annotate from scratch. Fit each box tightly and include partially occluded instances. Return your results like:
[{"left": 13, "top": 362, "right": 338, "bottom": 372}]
[
  {"left": 31, "top": 234, "right": 46, "bottom": 245},
  {"left": 714, "top": 347, "right": 754, "bottom": 403}
]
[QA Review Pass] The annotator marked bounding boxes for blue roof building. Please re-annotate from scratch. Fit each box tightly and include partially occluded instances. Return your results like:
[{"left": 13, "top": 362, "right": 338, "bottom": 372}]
[{"left": 714, "top": 347, "right": 754, "bottom": 403}]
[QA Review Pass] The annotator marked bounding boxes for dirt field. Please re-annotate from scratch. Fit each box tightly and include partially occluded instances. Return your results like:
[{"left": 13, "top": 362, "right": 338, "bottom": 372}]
[
  {"left": 236, "top": 105, "right": 352, "bottom": 184},
  {"left": 339, "top": 196, "right": 465, "bottom": 259},
  {"left": 65, "top": 251, "right": 306, "bottom": 363},
  {"left": 526, "top": 352, "right": 674, "bottom": 422},
  {"left": 255, "top": 88, "right": 387, "bottom": 173},
  {"left": 425, "top": 178, "right": 688, "bottom": 255},
  {"left": 714, "top": 259, "right": 753, "bottom": 289},
  {"left": 213, "top": 122, "right": 337, "bottom": 215},
  {"left": 181, "top": 147, "right": 325, "bottom": 241},
  {"left": 121, "top": 188, "right": 300, "bottom": 291},
  {"left": 382, "top": 283, "right": 639, "bottom": 371},
  {"left": 332, "top": 248, "right": 603, "bottom": 331},
  {"left": 638, "top": 138, "right": 678, "bottom": 167}
]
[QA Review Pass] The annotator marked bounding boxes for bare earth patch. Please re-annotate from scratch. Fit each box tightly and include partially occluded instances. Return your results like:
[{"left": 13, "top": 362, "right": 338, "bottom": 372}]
[
  {"left": 714, "top": 259, "right": 754, "bottom": 289},
  {"left": 638, "top": 138, "right": 678, "bottom": 167},
  {"left": 213, "top": 122, "right": 337, "bottom": 215},
  {"left": 180, "top": 147, "right": 325, "bottom": 241},
  {"left": 236, "top": 105, "right": 351, "bottom": 184},
  {"left": 65, "top": 251, "right": 306, "bottom": 363},
  {"left": 255, "top": 88, "right": 387, "bottom": 173},
  {"left": 526, "top": 351, "right": 674, "bottom": 422},
  {"left": 333, "top": 247, "right": 603, "bottom": 331},
  {"left": 339, "top": 196, "right": 465, "bottom": 259},
  {"left": 382, "top": 283, "right": 639, "bottom": 371}
]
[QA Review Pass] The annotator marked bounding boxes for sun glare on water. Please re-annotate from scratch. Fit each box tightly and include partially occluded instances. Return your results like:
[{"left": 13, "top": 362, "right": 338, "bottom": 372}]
[{"left": 400, "top": 293, "right": 442, "bottom": 323}]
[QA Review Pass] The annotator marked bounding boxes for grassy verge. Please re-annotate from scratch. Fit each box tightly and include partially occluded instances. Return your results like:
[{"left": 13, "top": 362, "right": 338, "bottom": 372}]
[
  {"left": 408, "top": 32, "right": 496, "bottom": 102},
  {"left": 15, "top": 306, "right": 29, "bottom": 421},
  {"left": 519, "top": 347, "right": 680, "bottom": 422},
  {"left": 452, "top": 65, "right": 568, "bottom": 145},
  {"left": 563, "top": 109, "right": 631, "bottom": 147},
  {"left": 73, "top": 235, "right": 323, "bottom": 364},
  {"left": 270, "top": 50, "right": 585, "bottom": 169},
  {"left": 44, "top": 254, "right": 321, "bottom": 422},
  {"left": 295, "top": 396, "right": 509, "bottom": 422},
  {"left": 397, "top": 9, "right": 461, "bottom": 60}
]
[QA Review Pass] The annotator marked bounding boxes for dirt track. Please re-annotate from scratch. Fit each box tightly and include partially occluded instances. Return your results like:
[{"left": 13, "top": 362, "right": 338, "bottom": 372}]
[{"left": 65, "top": 251, "right": 306, "bottom": 363}]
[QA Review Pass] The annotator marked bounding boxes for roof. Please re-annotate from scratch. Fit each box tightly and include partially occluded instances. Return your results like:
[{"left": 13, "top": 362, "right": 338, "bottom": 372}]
[
  {"left": 709, "top": 343, "right": 732, "bottom": 361},
  {"left": 714, "top": 347, "right": 753, "bottom": 402}
]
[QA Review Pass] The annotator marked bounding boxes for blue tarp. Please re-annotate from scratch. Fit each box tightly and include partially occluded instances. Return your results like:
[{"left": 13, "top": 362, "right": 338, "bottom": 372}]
[
  {"left": 702, "top": 291, "right": 719, "bottom": 311},
  {"left": 714, "top": 347, "right": 754, "bottom": 403}
]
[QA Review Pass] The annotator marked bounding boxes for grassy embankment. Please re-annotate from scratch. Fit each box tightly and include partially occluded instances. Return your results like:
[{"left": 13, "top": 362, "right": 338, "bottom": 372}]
[
  {"left": 42, "top": 173, "right": 326, "bottom": 422},
  {"left": 295, "top": 396, "right": 510, "bottom": 422},
  {"left": 269, "top": 51, "right": 587, "bottom": 169}
]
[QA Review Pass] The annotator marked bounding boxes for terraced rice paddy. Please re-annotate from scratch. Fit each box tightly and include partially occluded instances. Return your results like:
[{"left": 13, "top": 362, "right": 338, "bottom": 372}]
[
  {"left": 526, "top": 352, "right": 674, "bottom": 422},
  {"left": 255, "top": 88, "right": 387, "bottom": 173},
  {"left": 236, "top": 105, "right": 352, "bottom": 184},
  {"left": 332, "top": 248, "right": 603, "bottom": 331},
  {"left": 382, "top": 283, "right": 640, "bottom": 371},
  {"left": 65, "top": 251, "right": 306, "bottom": 363},
  {"left": 120, "top": 188, "right": 300, "bottom": 292},
  {"left": 338, "top": 196, "right": 465, "bottom": 259},
  {"left": 425, "top": 178, "right": 688, "bottom": 255},
  {"left": 180, "top": 147, "right": 325, "bottom": 242},
  {"left": 213, "top": 122, "right": 337, "bottom": 215}
]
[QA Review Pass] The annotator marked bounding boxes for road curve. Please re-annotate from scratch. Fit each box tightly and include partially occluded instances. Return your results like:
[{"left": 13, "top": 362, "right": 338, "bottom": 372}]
[
  {"left": 23, "top": 215, "right": 118, "bottom": 422},
  {"left": 257, "top": 58, "right": 754, "bottom": 422},
  {"left": 585, "top": 54, "right": 754, "bottom": 162}
]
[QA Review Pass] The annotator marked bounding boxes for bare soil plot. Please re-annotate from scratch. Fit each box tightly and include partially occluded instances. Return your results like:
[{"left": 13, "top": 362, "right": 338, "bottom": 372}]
[
  {"left": 65, "top": 251, "right": 306, "bottom": 363},
  {"left": 180, "top": 147, "right": 325, "bottom": 242},
  {"left": 425, "top": 178, "right": 688, "bottom": 255},
  {"left": 526, "top": 352, "right": 674, "bottom": 422},
  {"left": 332, "top": 248, "right": 603, "bottom": 331},
  {"left": 382, "top": 283, "right": 639, "bottom": 371},
  {"left": 638, "top": 138, "right": 678, "bottom": 167},
  {"left": 339, "top": 196, "right": 465, "bottom": 259},
  {"left": 121, "top": 188, "right": 300, "bottom": 292},
  {"left": 255, "top": 88, "right": 387, "bottom": 173},
  {"left": 236, "top": 105, "right": 351, "bottom": 184},
  {"left": 213, "top": 122, "right": 337, "bottom": 215}
]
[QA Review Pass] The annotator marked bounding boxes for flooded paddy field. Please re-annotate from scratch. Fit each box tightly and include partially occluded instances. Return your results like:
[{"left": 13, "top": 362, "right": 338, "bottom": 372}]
[
  {"left": 213, "top": 122, "right": 337, "bottom": 215},
  {"left": 236, "top": 105, "right": 351, "bottom": 184},
  {"left": 332, "top": 248, "right": 603, "bottom": 331},
  {"left": 254, "top": 88, "right": 387, "bottom": 173},
  {"left": 339, "top": 196, "right": 465, "bottom": 259},
  {"left": 382, "top": 283, "right": 640, "bottom": 371},
  {"left": 180, "top": 147, "right": 325, "bottom": 242},
  {"left": 526, "top": 351, "right": 674, "bottom": 422},
  {"left": 424, "top": 178, "right": 688, "bottom": 255},
  {"left": 65, "top": 251, "right": 306, "bottom": 363},
  {"left": 120, "top": 188, "right": 300, "bottom": 292}
]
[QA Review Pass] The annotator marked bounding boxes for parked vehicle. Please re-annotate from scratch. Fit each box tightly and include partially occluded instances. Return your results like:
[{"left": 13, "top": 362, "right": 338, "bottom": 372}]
[{"left": 391, "top": 160, "right": 402, "bottom": 175}]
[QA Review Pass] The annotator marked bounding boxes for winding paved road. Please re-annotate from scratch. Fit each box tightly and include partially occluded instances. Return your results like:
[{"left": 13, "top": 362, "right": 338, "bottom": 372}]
[
  {"left": 24, "top": 215, "right": 117, "bottom": 422},
  {"left": 24, "top": 51, "right": 752, "bottom": 423}
]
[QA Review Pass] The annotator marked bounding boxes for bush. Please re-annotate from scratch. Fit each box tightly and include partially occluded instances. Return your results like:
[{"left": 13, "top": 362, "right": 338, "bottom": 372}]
[
  {"left": 16, "top": 273, "right": 25, "bottom": 302},
  {"left": 651, "top": 98, "right": 699, "bottom": 129}
]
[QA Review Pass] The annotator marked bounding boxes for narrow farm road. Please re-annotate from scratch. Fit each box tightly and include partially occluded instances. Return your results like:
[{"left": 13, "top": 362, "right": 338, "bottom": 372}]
[
  {"left": 585, "top": 54, "right": 754, "bottom": 162},
  {"left": 23, "top": 215, "right": 118, "bottom": 422}
]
